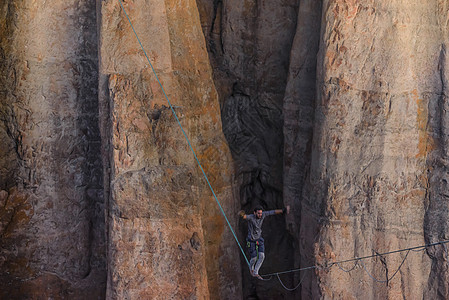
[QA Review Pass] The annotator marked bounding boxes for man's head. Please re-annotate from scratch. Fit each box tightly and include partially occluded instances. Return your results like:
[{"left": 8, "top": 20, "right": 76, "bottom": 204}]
[{"left": 253, "top": 206, "right": 263, "bottom": 219}]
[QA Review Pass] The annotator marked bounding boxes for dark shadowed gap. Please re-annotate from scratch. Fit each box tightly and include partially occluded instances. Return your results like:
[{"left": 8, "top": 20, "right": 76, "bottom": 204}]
[{"left": 196, "top": 0, "right": 302, "bottom": 298}]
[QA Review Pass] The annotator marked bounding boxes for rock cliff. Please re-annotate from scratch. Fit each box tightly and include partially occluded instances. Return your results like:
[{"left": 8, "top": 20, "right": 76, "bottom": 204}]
[
  {"left": 0, "top": 1, "right": 105, "bottom": 298},
  {"left": 1, "top": 0, "right": 449, "bottom": 299},
  {"left": 196, "top": 0, "right": 298, "bottom": 298},
  {"left": 301, "top": 1, "right": 449, "bottom": 299},
  {"left": 99, "top": 0, "right": 239, "bottom": 298}
]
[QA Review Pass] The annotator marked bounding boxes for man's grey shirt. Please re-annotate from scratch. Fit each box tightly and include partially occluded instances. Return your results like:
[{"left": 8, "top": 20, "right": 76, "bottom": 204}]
[{"left": 246, "top": 210, "right": 276, "bottom": 241}]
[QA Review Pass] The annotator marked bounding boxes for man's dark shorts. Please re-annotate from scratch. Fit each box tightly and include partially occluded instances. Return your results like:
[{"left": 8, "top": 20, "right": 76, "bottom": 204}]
[{"left": 247, "top": 237, "right": 264, "bottom": 258}]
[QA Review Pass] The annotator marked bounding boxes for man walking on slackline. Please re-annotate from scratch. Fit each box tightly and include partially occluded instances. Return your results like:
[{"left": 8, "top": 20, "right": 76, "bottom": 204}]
[{"left": 239, "top": 205, "right": 290, "bottom": 280}]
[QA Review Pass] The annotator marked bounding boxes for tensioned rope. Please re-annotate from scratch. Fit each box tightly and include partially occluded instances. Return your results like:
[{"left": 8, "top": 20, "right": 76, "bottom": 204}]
[
  {"left": 116, "top": 1, "right": 449, "bottom": 292},
  {"left": 116, "top": 0, "right": 250, "bottom": 267},
  {"left": 262, "top": 240, "right": 449, "bottom": 291},
  {"left": 262, "top": 239, "right": 449, "bottom": 277}
]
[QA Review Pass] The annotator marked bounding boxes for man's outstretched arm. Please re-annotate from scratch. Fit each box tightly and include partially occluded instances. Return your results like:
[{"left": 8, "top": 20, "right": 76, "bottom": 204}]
[
  {"left": 238, "top": 210, "right": 247, "bottom": 220},
  {"left": 274, "top": 205, "right": 290, "bottom": 215}
]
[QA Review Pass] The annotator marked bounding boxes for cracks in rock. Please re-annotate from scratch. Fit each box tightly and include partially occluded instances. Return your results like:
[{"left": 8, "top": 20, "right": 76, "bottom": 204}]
[
  {"left": 146, "top": 105, "right": 172, "bottom": 135},
  {"left": 438, "top": 44, "right": 448, "bottom": 100},
  {"left": 189, "top": 232, "right": 201, "bottom": 251},
  {"left": 117, "top": 212, "right": 130, "bottom": 220},
  {"left": 374, "top": 250, "right": 389, "bottom": 286},
  {"left": 81, "top": 219, "right": 94, "bottom": 280},
  {"left": 125, "top": 134, "right": 130, "bottom": 157},
  {"left": 0, "top": 206, "right": 15, "bottom": 240},
  {"left": 422, "top": 39, "right": 449, "bottom": 299},
  {"left": 1, "top": 105, "right": 22, "bottom": 158},
  {"left": 209, "top": 0, "right": 224, "bottom": 56}
]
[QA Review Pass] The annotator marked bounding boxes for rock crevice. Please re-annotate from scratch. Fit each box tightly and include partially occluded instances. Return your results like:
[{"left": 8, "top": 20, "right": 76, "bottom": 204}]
[{"left": 2, "top": 0, "right": 449, "bottom": 299}]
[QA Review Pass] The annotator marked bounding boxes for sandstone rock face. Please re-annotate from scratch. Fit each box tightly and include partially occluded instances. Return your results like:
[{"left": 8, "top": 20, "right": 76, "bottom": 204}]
[
  {"left": 2, "top": 0, "right": 449, "bottom": 299},
  {"left": 299, "top": 0, "right": 449, "bottom": 299},
  {"left": 198, "top": 0, "right": 449, "bottom": 299},
  {"left": 0, "top": 1, "right": 105, "bottom": 299},
  {"left": 1, "top": 0, "right": 240, "bottom": 298},
  {"left": 99, "top": 0, "right": 239, "bottom": 299}
]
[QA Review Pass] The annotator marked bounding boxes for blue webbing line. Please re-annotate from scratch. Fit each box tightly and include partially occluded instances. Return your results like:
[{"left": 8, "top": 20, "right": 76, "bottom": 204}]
[{"left": 117, "top": 0, "right": 251, "bottom": 268}]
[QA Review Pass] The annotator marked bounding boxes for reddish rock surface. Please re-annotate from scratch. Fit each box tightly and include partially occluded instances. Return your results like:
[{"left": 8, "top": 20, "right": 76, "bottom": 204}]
[
  {"left": 1, "top": 0, "right": 449, "bottom": 299},
  {"left": 0, "top": 1, "right": 105, "bottom": 298},
  {"left": 299, "top": 1, "right": 449, "bottom": 299},
  {"left": 99, "top": 0, "right": 239, "bottom": 298}
]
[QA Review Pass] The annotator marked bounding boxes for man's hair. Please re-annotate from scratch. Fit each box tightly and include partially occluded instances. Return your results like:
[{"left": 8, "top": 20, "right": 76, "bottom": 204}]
[{"left": 253, "top": 206, "right": 263, "bottom": 212}]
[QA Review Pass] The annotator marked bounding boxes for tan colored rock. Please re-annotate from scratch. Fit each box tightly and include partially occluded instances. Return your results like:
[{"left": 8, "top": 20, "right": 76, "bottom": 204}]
[
  {"left": 3, "top": 0, "right": 449, "bottom": 298},
  {"left": 300, "top": 0, "right": 449, "bottom": 298},
  {"left": 0, "top": 0, "right": 105, "bottom": 298},
  {"left": 99, "top": 0, "right": 239, "bottom": 298}
]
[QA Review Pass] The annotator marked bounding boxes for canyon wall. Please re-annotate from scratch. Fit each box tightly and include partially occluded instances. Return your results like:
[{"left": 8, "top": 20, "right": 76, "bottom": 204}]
[
  {"left": 198, "top": 0, "right": 449, "bottom": 299},
  {"left": 0, "top": 1, "right": 105, "bottom": 298},
  {"left": 98, "top": 0, "right": 239, "bottom": 299},
  {"left": 1, "top": 0, "right": 240, "bottom": 299},
  {"left": 1, "top": 0, "right": 449, "bottom": 299},
  {"left": 299, "top": 0, "right": 449, "bottom": 299},
  {"left": 196, "top": 0, "right": 298, "bottom": 298}
]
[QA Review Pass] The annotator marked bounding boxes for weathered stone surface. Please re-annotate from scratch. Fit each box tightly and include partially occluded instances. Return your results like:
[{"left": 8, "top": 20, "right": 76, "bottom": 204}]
[
  {"left": 282, "top": 1, "right": 323, "bottom": 298},
  {"left": 299, "top": 1, "right": 449, "bottom": 299},
  {"left": 196, "top": 0, "right": 299, "bottom": 298},
  {"left": 0, "top": 1, "right": 105, "bottom": 298},
  {"left": 2, "top": 0, "right": 449, "bottom": 299},
  {"left": 99, "top": 0, "right": 239, "bottom": 299},
  {"left": 200, "top": 0, "right": 449, "bottom": 298}
]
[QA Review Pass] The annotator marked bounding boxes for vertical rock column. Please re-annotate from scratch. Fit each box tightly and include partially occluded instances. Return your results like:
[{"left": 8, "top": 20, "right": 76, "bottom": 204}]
[
  {"left": 99, "top": 0, "right": 240, "bottom": 298},
  {"left": 282, "top": 0, "right": 322, "bottom": 297},
  {"left": 0, "top": 1, "right": 105, "bottom": 298},
  {"left": 423, "top": 1, "right": 449, "bottom": 298},
  {"left": 303, "top": 0, "right": 449, "bottom": 298}
]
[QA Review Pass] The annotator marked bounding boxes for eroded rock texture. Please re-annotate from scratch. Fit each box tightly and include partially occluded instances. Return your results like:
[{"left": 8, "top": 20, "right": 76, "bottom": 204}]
[
  {"left": 199, "top": 0, "right": 449, "bottom": 299},
  {"left": 196, "top": 0, "right": 299, "bottom": 298},
  {"left": 299, "top": 1, "right": 449, "bottom": 299},
  {"left": 99, "top": 0, "right": 239, "bottom": 299},
  {"left": 2, "top": 0, "right": 449, "bottom": 299},
  {"left": 282, "top": 1, "right": 322, "bottom": 298},
  {"left": 0, "top": 1, "right": 105, "bottom": 299}
]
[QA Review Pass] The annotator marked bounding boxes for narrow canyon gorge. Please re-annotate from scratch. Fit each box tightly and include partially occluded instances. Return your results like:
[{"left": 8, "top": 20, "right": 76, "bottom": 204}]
[{"left": 1, "top": 0, "right": 449, "bottom": 299}]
